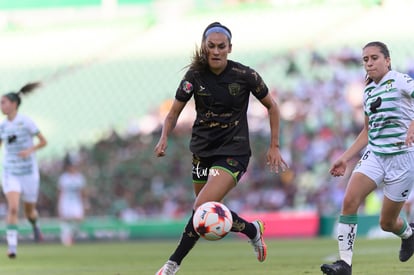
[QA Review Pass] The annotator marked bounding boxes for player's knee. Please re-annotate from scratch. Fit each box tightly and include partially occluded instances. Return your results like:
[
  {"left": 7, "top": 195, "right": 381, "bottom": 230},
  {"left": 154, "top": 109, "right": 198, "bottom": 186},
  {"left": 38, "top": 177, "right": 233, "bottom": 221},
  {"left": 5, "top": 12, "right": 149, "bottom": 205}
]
[
  {"left": 193, "top": 198, "right": 222, "bottom": 210},
  {"left": 8, "top": 206, "right": 19, "bottom": 217},
  {"left": 379, "top": 217, "right": 394, "bottom": 232},
  {"left": 193, "top": 201, "right": 201, "bottom": 210},
  {"left": 342, "top": 196, "right": 361, "bottom": 213},
  {"left": 193, "top": 197, "right": 208, "bottom": 210}
]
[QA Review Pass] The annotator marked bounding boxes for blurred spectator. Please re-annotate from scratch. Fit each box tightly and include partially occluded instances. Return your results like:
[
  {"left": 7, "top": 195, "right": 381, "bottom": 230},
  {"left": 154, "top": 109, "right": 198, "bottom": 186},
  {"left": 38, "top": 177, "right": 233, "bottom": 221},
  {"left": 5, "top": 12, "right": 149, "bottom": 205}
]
[{"left": 57, "top": 153, "right": 88, "bottom": 246}]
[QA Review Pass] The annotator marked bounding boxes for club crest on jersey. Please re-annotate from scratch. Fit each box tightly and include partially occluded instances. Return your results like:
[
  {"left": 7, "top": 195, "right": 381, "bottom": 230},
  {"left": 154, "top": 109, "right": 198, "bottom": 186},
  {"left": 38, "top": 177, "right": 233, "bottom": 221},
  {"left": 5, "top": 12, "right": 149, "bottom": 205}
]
[
  {"left": 182, "top": 81, "right": 193, "bottom": 94},
  {"left": 385, "top": 80, "right": 393, "bottom": 91},
  {"left": 228, "top": 83, "right": 241, "bottom": 96}
]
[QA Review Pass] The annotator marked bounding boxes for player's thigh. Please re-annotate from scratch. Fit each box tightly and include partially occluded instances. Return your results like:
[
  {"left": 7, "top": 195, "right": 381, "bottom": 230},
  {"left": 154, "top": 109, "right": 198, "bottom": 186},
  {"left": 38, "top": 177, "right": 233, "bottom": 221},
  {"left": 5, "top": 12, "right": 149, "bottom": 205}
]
[
  {"left": 2, "top": 174, "right": 22, "bottom": 210},
  {"left": 342, "top": 172, "right": 377, "bottom": 214},
  {"left": 193, "top": 155, "right": 248, "bottom": 209},
  {"left": 194, "top": 169, "right": 235, "bottom": 209},
  {"left": 2, "top": 173, "right": 22, "bottom": 195},
  {"left": 344, "top": 149, "right": 385, "bottom": 213}
]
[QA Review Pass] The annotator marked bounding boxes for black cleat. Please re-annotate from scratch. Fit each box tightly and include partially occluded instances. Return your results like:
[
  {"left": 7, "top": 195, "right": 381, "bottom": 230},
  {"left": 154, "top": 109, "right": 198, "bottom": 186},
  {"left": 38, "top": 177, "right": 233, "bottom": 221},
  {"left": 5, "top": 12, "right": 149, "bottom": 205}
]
[
  {"left": 321, "top": 260, "right": 352, "bottom": 275},
  {"left": 8, "top": 252, "right": 16, "bottom": 259},
  {"left": 399, "top": 223, "right": 414, "bottom": 262}
]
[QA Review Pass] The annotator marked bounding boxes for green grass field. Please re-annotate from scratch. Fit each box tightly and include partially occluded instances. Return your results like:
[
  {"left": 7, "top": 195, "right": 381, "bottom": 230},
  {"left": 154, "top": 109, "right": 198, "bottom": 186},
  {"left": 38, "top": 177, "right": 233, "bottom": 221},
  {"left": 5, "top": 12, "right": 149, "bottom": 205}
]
[{"left": 1, "top": 238, "right": 414, "bottom": 275}]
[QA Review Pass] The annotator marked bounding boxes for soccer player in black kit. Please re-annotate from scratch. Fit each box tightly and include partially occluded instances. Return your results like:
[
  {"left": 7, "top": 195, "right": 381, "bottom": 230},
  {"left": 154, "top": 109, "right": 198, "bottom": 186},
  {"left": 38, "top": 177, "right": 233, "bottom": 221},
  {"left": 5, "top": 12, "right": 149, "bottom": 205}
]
[{"left": 154, "top": 22, "right": 287, "bottom": 275}]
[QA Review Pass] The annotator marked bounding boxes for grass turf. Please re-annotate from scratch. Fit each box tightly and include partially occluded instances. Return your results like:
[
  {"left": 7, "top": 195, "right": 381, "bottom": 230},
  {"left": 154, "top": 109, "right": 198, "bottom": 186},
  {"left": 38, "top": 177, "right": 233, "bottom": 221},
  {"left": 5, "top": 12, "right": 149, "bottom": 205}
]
[{"left": 1, "top": 237, "right": 414, "bottom": 274}]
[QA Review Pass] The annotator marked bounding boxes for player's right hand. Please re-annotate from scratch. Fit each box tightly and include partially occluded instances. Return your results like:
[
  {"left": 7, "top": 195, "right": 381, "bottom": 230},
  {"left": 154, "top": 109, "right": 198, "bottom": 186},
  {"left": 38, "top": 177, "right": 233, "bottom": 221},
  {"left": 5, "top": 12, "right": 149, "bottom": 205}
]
[
  {"left": 154, "top": 138, "right": 167, "bottom": 157},
  {"left": 329, "top": 159, "right": 346, "bottom": 177}
]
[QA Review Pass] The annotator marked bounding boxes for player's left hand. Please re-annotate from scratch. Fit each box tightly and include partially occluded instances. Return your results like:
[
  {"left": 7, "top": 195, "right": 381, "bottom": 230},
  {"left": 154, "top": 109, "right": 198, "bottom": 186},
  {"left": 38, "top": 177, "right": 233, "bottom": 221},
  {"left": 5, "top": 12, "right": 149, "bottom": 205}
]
[
  {"left": 266, "top": 146, "right": 288, "bottom": 173},
  {"left": 19, "top": 148, "right": 33, "bottom": 158}
]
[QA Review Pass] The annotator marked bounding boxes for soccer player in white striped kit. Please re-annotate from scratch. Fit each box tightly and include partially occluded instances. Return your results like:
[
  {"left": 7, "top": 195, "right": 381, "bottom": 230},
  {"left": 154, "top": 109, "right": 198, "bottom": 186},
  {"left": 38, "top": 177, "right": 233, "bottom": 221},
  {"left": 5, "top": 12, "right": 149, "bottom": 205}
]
[
  {"left": 58, "top": 154, "right": 87, "bottom": 246},
  {"left": 321, "top": 41, "right": 414, "bottom": 274},
  {"left": 0, "top": 83, "right": 47, "bottom": 258}
]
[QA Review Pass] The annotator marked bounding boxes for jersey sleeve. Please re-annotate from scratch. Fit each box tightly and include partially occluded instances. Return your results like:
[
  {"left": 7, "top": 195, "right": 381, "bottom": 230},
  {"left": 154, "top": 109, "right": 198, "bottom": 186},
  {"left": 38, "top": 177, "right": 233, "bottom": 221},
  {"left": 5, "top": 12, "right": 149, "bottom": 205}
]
[
  {"left": 246, "top": 68, "right": 269, "bottom": 100},
  {"left": 25, "top": 116, "right": 40, "bottom": 136},
  {"left": 399, "top": 73, "right": 414, "bottom": 98},
  {"left": 175, "top": 71, "right": 195, "bottom": 102}
]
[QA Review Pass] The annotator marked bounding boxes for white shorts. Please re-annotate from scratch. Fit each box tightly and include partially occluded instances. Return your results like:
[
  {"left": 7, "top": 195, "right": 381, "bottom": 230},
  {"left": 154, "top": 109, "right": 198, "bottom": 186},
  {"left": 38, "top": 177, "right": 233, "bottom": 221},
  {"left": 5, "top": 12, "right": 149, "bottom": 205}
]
[
  {"left": 58, "top": 200, "right": 84, "bottom": 220},
  {"left": 1, "top": 173, "right": 40, "bottom": 203},
  {"left": 353, "top": 149, "right": 414, "bottom": 202}
]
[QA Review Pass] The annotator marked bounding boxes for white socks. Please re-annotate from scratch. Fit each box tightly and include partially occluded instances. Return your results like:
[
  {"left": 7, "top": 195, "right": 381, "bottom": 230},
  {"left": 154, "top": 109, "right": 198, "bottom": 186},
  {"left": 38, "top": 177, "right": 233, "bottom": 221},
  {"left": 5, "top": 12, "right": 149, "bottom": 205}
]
[
  {"left": 6, "top": 227, "right": 18, "bottom": 253},
  {"left": 398, "top": 221, "right": 413, "bottom": 239},
  {"left": 337, "top": 222, "right": 357, "bottom": 266},
  {"left": 60, "top": 221, "right": 74, "bottom": 246}
]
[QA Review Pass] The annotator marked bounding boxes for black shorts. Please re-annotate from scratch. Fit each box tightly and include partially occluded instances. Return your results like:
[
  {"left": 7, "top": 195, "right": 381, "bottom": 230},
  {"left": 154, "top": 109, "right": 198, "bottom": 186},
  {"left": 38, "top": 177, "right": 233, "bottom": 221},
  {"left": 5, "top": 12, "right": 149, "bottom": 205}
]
[{"left": 191, "top": 154, "right": 249, "bottom": 184}]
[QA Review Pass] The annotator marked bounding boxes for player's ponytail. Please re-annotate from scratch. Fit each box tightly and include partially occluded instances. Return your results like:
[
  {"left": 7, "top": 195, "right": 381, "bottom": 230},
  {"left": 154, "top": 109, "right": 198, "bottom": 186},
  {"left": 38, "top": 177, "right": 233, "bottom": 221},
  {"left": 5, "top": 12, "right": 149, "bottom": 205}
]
[
  {"left": 18, "top": 82, "right": 41, "bottom": 96},
  {"left": 187, "top": 45, "right": 208, "bottom": 72},
  {"left": 4, "top": 81, "right": 41, "bottom": 108}
]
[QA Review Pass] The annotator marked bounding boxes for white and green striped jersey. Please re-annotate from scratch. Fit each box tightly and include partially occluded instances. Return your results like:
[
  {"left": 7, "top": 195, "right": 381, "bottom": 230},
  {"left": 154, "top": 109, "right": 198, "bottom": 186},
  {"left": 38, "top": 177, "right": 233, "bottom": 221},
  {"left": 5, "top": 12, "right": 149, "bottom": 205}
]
[
  {"left": 364, "top": 70, "right": 414, "bottom": 156},
  {"left": 0, "top": 114, "right": 40, "bottom": 175}
]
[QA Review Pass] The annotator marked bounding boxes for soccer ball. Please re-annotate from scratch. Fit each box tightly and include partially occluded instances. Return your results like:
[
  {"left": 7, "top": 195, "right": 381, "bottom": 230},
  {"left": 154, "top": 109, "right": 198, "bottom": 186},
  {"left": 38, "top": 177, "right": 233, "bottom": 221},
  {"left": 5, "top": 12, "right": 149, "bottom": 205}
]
[{"left": 193, "top": 201, "right": 233, "bottom": 241}]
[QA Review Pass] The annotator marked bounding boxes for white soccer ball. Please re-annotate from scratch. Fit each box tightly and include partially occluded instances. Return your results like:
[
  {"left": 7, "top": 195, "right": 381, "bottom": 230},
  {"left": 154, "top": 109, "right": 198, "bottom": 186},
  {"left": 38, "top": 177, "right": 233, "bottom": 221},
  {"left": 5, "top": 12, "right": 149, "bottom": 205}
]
[{"left": 193, "top": 201, "right": 233, "bottom": 241}]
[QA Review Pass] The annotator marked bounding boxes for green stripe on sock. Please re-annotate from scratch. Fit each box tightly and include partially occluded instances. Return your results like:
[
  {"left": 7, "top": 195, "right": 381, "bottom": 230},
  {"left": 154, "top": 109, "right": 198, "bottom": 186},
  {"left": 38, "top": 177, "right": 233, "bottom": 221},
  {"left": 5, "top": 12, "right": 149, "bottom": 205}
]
[
  {"left": 6, "top": 224, "right": 18, "bottom": 230},
  {"left": 397, "top": 217, "right": 408, "bottom": 236},
  {"left": 339, "top": 214, "right": 358, "bottom": 224}
]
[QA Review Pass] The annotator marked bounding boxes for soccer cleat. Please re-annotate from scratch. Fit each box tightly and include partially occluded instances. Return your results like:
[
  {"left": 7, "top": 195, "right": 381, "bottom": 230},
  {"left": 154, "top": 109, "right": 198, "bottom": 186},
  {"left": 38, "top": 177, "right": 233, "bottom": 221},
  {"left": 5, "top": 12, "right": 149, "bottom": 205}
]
[
  {"left": 399, "top": 223, "right": 414, "bottom": 262},
  {"left": 7, "top": 252, "right": 16, "bottom": 259},
  {"left": 7, "top": 246, "right": 17, "bottom": 259},
  {"left": 249, "top": 220, "right": 267, "bottom": 262},
  {"left": 320, "top": 260, "right": 352, "bottom": 275},
  {"left": 155, "top": 260, "right": 180, "bottom": 275},
  {"left": 33, "top": 225, "right": 44, "bottom": 243}
]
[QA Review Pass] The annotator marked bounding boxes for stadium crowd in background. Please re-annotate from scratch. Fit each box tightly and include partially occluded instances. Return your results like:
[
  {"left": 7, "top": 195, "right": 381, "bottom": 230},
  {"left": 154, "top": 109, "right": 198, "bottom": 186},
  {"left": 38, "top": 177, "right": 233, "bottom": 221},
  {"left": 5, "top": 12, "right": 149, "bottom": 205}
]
[{"left": 8, "top": 45, "right": 411, "bottom": 222}]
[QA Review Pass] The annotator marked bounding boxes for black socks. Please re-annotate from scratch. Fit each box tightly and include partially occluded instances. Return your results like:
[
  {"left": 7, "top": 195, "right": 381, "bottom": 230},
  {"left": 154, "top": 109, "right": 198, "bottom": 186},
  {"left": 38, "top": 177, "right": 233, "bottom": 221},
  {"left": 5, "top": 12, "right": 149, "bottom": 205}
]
[
  {"left": 169, "top": 210, "right": 257, "bottom": 265},
  {"left": 230, "top": 210, "right": 256, "bottom": 239},
  {"left": 169, "top": 211, "right": 200, "bottom": 265}
]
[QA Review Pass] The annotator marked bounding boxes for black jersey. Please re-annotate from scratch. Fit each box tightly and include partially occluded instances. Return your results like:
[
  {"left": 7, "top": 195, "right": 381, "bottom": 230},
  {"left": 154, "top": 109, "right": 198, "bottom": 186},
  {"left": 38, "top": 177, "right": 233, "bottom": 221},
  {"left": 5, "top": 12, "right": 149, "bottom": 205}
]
[{"left": 175, "top": 60, "right": 269, "bottom": 157}]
